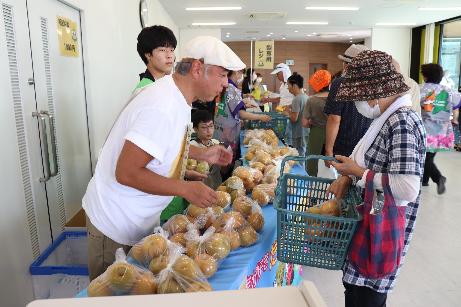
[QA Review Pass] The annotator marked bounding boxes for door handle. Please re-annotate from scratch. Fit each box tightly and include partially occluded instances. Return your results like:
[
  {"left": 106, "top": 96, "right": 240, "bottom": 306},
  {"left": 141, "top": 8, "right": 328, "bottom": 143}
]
[
  {"left": 41, "top": 111, "right": 58, "bottom": 177},
  {"left": 32, "top": 112, "right": 51, "bottom": 182}
]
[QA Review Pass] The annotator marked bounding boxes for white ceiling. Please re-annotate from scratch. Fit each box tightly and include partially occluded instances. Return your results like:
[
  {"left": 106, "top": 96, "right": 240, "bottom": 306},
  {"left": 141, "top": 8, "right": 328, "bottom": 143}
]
[{"left": 158, "top": 0, "right": 461, "bottom": 43}]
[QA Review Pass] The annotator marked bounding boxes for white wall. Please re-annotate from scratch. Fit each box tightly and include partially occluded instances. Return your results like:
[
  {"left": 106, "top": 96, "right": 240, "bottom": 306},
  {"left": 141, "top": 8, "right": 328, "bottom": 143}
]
[
  {"left": 368, "top": 27, "right": 412, "bottom": 76},
  {"left": 178, "top": 28, "right": 222, "bottom": 60},
  {"left": 147, "top": 0, "right": 178, "bottom": 38},
  {"left": 65, "top": 0, "right": 178, "bottom": 168},
  {"left": 364, "top": 36, "right": 373, "bottom": 50}
]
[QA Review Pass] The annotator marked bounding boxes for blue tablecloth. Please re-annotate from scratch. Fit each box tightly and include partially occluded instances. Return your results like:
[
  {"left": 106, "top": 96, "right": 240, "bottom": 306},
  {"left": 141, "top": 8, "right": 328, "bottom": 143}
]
[{"left": 77, "top": 132, "right": 305, "bottom": 297}]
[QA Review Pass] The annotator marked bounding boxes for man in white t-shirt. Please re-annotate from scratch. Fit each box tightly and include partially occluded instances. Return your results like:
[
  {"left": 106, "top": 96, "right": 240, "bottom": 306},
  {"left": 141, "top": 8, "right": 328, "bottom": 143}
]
[
  {"left": 261, "top": 63, "right": 294, "bottom": 144},
  {"left": 82, "top": 36, "right": 245, "bottom": 280}
]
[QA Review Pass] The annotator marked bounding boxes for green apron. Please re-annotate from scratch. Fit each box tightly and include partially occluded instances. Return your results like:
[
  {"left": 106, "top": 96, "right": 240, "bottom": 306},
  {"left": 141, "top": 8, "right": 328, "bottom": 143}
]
[{"left": 133, "top": 77, "right": 188, "bottom": 224}]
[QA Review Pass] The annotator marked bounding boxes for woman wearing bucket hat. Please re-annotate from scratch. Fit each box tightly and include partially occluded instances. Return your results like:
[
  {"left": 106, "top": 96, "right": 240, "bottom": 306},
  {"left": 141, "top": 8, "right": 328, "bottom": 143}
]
[
  {"left": 302, "top": 69, "right": 331, "bottom": 176},
  {"left": 327, "top": 50, "right": 426, "bottom": 306}
]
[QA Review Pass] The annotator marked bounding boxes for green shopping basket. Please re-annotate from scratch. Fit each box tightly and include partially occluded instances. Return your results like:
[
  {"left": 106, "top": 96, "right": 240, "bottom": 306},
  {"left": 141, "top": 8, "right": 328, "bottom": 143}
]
[
  {"left": 247, "top": 112, "right": 288, "bottom": 140},
  {"left": 274, "top": 155, "right": 362, "bottom": 270}
]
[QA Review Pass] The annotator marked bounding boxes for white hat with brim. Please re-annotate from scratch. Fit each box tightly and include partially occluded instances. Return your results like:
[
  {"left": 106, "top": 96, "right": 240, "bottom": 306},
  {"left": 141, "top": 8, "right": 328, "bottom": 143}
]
[
  {"left": 182, "top": 36, "right": 246, "bottom": 71},
  {"left": 271, "top": 63, "right": 291, "bottom": 82}
]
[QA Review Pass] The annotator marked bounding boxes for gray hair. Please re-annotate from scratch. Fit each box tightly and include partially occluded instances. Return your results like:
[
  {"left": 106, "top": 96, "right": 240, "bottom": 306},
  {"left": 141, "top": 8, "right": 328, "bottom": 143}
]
[{"left": 175, "top": 58, "right": 205, "bottom": 76}]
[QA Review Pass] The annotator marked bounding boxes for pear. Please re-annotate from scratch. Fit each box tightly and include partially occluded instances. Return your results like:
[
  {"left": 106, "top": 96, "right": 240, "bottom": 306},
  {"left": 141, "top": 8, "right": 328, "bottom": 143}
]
[
  {"left": 88, "top": 277, "right": 113, "bottom": 297},
  {"left": 194, "top": 254, "right": 217, "bottom": 278},
  {"left": 130, "top": 272, "right": 157, "bottom": 295},
  {"left": 157, "top": 275, "right": 184, "bottom": 294},
  {"left": 248, "top": 212, "right": 264, "bottom": 232},
  {"left": 186, "top": 159, "right": 197, "bottom": 170},
  {"left": 204, "top": 233, "right": 231, "bottom": 260},
  {"left": 141, "top": 234, "right": 167, "bottom": 260},
  {"left": 149, "top": 255, "right": 169, "bottom": 275},
  {"left": 173, "top": 255, "right": 201, "bottom": 280},
  {"left": 195, "top": 161, "right": 210, "bottom": 174},
  {"left": 239, "top": 225, "right": 258, "bottom": 247},
  {"left": 107, "top": 262, "right": 136, "bottom": 292}
]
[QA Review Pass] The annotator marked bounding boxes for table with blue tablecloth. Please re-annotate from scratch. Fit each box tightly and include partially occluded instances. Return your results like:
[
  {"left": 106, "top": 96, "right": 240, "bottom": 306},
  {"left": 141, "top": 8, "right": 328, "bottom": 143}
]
[{"left": 77, "top": 132, "right": 305, "bottom": 297}]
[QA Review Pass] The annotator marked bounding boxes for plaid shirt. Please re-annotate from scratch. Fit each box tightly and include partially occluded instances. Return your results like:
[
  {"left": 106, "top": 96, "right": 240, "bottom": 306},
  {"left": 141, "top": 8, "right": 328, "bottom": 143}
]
[{"left": 343, "top": 107, "right": 427, "bottom": 293}]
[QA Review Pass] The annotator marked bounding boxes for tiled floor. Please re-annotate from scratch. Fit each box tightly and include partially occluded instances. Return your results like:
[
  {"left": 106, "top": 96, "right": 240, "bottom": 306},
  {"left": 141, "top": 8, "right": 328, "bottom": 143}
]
[{"left": 302, "top": 151, "right": 461, "bottom": 306}]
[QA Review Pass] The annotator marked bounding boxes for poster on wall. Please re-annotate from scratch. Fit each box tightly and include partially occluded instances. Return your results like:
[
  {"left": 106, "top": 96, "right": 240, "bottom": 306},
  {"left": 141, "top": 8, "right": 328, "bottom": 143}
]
[
  {"left": 56, "top": 16, "right": 79, "bottom": 57},
  {"left": 254, "top": 40, "right": 274, "bottom": 69}
]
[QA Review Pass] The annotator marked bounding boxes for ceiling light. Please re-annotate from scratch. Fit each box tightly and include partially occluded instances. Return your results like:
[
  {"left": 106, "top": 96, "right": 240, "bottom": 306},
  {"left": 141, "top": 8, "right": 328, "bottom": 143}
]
[
  {"left": 349, "top": 40, "right": 353, "bottom": 43},
  {"left": 418, "top": 7, "right": 461, "bottom": 11},
  {"left": 282, "top": 37, "right": 286, "bottom": 40},
  {"left": 305, "top": 6, "right": 359, "bottom": 11},
  {"left": 375, "top": 22, "right": 416, "bottom": 26},
  {"left": 294, "top": 30, "right": 299, "bottom": 33},
  {"left": 312, "top": 32, "right": 317, "bottom": 35},
  {"left": 226, "top": 32, "right": 230, "bottom": 35},
  {"left": 192, "top": 22, "right": 236, "bottom": 26},
  {"left": 267, "top": 34, "right": 271, "bottom": 37},
  {"left": 186, "top": 7, "right": 242, "bottom": 11},
  {"left": 286, "top": 21, "right": 328, "bottom": 25},
  {"left": 306, "top": 34, "right": 312, "bottom": 37},
  {"left": 269, "top": 32, "right": 274, "bottom": 35}
]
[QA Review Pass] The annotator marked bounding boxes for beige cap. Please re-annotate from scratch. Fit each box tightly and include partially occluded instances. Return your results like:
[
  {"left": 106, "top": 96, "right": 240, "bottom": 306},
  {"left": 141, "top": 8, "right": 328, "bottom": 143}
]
[
  {"left": 182, "top": 36, "right": 246, "bottom": 71},
  {"left": 338, "top": 44, "right": 369, "bottom": 63}
]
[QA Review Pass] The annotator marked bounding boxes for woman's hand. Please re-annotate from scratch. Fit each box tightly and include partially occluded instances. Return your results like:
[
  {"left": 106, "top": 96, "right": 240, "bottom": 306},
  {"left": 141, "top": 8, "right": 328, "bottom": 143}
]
[
  {"left": 330, "top": 155, "right": 366, "bottom": 178},
  {"left": 184, "top": 170, "right": 208, "bottom": 181},
  {"left": 326, "top": 175, "right": 352, "bottom": 199},
  {"left": 259, "top": 114, "right": 271, "bottom": 122}
]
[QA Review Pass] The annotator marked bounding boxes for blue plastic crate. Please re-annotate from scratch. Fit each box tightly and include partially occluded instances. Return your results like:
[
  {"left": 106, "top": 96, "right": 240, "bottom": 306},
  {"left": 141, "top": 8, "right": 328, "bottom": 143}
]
[{"left": 29, "top": 231, "right": 89, "bottom": 299}]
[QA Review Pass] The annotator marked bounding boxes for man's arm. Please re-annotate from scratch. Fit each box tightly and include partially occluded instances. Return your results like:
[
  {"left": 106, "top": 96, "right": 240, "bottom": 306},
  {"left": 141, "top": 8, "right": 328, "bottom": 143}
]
[
  {"left": 325, "top": 114, "right": 341, "bottom": 157},
  {"left": 239, "top": 110, "right": 271, "bottom": 122},
  {"left": 289, "top": 111, "right": 299, "bottom": 123},
  {"left": 115, "top": 140, "right": 217, "bottom": 207}
]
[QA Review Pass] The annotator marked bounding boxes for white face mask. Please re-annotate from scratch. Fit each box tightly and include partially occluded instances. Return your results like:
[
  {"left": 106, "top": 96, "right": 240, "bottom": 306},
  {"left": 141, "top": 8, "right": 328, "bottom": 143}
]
[
  {"left": 355, "top": 100, "right": 381, "bottom": 119},
  {"left": 256, "top": 77, "right": 263, "bottom": 83},
  {"left": 237, "top": 74, "right": 244, "bottom": 84},
  {"left": 252, "top": 72, "right": 257, "bottom": 82}
]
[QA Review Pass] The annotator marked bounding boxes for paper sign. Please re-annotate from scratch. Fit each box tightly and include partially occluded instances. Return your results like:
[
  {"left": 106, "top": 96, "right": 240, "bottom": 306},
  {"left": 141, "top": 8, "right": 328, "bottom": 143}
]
[
  {"left": 254, "top": 40, "right": 274, "bottom": 69},
  {"left": 57, "top": 16, "right": 79, "bottom": 57}
]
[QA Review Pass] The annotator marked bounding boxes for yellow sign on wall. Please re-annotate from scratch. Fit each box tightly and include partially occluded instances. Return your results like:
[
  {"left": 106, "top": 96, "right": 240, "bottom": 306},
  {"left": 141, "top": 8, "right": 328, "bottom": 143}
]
[
  {"left": 57, "top": 16, "right": 79, "bottom": 57},
  {"left": 254, "top": 40, "right": 274, "bottom": 69}
]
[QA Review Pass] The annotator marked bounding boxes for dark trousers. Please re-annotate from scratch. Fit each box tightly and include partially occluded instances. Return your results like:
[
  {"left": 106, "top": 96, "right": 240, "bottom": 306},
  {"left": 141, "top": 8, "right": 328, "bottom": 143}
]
[
  {"left": 423, "top": 152, "right": 442, "bottom": 184},
  {"left": 344, "top": 283, "right": 387, "bottom": 307}
]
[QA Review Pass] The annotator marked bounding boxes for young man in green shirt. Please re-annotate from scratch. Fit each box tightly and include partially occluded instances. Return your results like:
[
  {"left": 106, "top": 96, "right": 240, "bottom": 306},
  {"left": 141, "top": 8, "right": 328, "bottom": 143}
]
[{"left": 135, "top": 25, "right": 176, "bottom": 91}]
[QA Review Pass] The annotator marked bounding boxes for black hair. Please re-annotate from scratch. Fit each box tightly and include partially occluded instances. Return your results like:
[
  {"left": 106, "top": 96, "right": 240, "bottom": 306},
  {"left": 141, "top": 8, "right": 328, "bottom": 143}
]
[
  {"left": 245, "top": 68, "right": 254, "bottom": 79},
  {"left": 192, "top": 110, "right": 213, "bottom": 128},
  {"left": 137, "top": 25, "right": 177, "bottom": 64},
  {"left": 287, "top": 72, "right": 304, "bottom": 88},
  {"left": 421, "top": 63, "right": 444, "bottom": 84}
]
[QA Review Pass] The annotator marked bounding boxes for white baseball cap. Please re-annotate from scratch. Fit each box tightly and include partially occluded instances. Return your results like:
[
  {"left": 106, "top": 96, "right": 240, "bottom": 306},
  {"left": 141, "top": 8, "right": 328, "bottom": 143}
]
[
  {"left": 271, "top": 63, "right": 292, "bottom": 82},
  {"left": 182, "top": 36, "right": 246, "bottom": 71}
]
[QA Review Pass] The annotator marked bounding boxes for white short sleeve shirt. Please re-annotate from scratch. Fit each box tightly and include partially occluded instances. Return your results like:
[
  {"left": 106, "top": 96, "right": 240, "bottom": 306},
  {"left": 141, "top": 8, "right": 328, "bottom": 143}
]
[{"left": 83, "top": 75, "right": 191, "bottom": 245}]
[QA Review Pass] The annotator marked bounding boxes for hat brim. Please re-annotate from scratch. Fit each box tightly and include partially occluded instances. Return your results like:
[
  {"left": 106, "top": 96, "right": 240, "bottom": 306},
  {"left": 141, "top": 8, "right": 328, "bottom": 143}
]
[
  {"left": 271, "top": 68, "right": 283, "bottom": 75},
  {"left": 335, "top": 73, "right": 410, "bottom": 102},
  {"left": 337, "top": 54, "right": 352, "bottom": 63}
]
